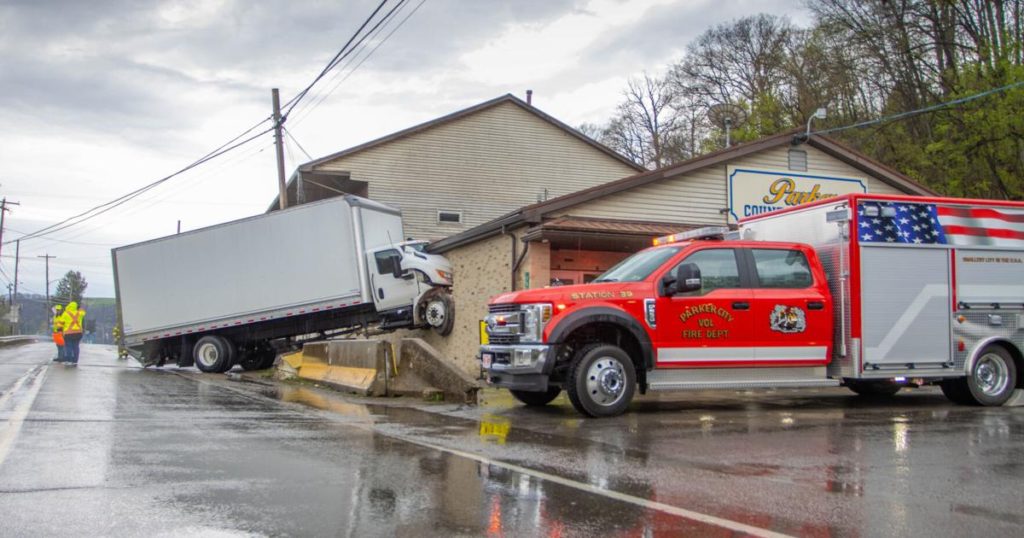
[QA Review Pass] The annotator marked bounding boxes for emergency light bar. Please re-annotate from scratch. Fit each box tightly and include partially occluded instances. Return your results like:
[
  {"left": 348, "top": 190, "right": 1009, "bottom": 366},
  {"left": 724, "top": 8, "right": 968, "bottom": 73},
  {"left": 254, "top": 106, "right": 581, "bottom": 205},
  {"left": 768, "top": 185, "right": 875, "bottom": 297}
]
[{"left": 652, "top": 226, "right": 734, "bottom": 246}]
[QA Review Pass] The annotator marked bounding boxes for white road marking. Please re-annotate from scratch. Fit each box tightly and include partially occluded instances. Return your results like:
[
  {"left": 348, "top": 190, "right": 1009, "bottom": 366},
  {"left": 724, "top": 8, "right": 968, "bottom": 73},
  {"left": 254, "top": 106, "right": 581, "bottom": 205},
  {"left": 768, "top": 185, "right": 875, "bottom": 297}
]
[
  {"left": 181, "top": 371, "right": 795, "bottom": 537},
  {"left": 0, "top": 365, "right": 49, "bottom": 469}
]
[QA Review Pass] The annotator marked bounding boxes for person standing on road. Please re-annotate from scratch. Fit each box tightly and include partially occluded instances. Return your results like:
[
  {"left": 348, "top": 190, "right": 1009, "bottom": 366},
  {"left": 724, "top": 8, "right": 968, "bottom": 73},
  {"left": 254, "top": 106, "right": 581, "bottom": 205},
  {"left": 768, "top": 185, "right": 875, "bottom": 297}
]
[
  {"left": 59, "top": 302, "right": 86, "bottom": 367},
  {"left": 51, "top": 304, "right": 65, "bottom": 362}
]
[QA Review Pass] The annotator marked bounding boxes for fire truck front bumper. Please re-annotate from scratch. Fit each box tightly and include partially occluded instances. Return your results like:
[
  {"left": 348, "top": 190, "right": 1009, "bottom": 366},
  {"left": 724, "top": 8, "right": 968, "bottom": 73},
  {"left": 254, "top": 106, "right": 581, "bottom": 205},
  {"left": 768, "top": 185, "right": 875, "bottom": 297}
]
[{"left": 479, "top": 344, "right": 555, "bottom": 392}]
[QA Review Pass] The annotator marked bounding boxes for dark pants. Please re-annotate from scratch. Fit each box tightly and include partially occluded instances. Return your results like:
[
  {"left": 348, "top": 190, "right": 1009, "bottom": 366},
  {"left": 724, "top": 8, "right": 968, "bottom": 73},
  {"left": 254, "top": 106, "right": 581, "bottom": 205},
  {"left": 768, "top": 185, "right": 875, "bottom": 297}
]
[
  {"left": 55, "top": 343, "right": 64, "bottom": 361},
  {"left": 64, "top": 333, "right": 83, "bottom": 364}
]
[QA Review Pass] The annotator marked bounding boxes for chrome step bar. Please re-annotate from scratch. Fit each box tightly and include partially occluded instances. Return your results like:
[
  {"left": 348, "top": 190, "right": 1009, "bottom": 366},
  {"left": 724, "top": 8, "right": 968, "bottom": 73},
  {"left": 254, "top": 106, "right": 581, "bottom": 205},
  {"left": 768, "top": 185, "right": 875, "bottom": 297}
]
[{"left": 646, "top": 366, "right": 840, "bottom": 391}]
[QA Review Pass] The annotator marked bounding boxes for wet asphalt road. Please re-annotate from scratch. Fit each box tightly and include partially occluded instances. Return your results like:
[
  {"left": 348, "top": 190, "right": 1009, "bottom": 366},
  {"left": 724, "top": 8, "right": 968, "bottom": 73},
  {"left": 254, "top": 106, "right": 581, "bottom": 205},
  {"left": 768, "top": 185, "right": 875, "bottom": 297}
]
[{"left": 1, "top": 342, "right": 1023, "bottom": 537}]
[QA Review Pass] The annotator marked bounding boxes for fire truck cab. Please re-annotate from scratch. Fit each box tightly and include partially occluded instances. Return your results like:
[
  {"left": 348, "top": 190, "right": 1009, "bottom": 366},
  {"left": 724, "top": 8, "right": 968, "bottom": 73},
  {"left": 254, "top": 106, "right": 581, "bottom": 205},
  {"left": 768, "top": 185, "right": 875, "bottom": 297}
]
[{"left": 480, "top": 193, "right": 1024, "bottom": 417}]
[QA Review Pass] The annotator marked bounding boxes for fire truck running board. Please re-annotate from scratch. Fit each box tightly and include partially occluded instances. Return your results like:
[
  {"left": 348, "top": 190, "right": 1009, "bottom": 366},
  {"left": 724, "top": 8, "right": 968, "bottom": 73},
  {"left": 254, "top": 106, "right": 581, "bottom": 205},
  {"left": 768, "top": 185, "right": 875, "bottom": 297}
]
[{"left": 646, "top": 367, "right": 840, "bottom": 391}]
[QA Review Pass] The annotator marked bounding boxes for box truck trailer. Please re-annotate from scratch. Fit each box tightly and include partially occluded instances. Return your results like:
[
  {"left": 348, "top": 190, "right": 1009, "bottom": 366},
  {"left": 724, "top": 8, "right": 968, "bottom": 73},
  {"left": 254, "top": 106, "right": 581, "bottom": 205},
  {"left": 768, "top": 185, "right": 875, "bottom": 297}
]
[{"left": 113, "top": 195, "right": 454, "bottom": 372}]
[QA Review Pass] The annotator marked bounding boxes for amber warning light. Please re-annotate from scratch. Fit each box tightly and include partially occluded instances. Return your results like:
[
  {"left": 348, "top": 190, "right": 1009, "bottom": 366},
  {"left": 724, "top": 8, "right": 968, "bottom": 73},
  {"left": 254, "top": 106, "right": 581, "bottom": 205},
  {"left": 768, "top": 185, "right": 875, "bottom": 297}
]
[{"left": 653, "top": 226, "right": 733, "bottom": 246}]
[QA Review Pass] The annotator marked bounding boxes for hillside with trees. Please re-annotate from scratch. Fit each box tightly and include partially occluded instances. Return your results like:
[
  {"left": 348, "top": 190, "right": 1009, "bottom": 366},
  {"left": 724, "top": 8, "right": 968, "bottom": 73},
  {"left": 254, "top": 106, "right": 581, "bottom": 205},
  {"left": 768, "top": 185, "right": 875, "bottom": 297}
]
[{"left": 587, "top": 0, "right": 1024, "bottom": 199}]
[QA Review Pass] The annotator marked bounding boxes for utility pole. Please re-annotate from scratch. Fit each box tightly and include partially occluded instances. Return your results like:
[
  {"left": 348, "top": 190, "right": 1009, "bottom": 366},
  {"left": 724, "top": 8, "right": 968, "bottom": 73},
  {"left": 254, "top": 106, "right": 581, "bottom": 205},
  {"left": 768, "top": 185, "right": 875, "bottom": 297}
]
[
  {"left": 38, "top": 254, "right": 55, "bottom": 308},
  {"left": 12, "top": 239, "right": 18, "bottom": 334},
  {"left": 0, "top": 197, "right": 21, "bottom": 260},
  {"left": 272, "top": 88, "right": 288, "bottom": 211}
]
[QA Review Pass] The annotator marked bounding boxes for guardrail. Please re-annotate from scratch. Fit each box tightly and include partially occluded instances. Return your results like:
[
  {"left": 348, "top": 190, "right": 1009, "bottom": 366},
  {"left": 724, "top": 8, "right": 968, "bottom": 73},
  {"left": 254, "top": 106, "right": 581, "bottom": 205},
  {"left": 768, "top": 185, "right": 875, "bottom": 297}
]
[{"left": 0, "top": 336, "right": 43, "bottom": 348}]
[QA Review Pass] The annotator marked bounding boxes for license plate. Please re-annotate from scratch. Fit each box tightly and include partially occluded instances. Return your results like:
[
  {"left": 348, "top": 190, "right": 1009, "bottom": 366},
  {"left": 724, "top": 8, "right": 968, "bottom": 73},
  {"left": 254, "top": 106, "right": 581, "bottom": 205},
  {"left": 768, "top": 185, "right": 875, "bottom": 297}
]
[
  {"left": 481, "top": 353, "right": 493, "bottom": 368},
  {"left": 479, "top": 320, "right": 489, "bottom": 345}
]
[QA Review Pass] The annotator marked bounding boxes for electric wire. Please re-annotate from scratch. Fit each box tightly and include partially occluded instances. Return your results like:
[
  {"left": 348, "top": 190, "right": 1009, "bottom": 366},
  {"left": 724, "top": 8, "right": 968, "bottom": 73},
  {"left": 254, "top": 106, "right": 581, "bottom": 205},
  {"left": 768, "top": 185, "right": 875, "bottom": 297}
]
[
  {"left": 280, "top": 0, "right": 391, "bottom": 117},
  {"left": 283, "top": 127, "right": 313, "bottom": 161},
  {"left": 290, "top": 0, "right": 425, "bottom": 131},
  {"left": 11, "top": 1, "right": 419, "bottom": 246},
  {"left": 7, "top": 124, "right": 274, "bottom": 245},
  {"left": 812, "top": 80, "right": 1024, "bottom": 136}
]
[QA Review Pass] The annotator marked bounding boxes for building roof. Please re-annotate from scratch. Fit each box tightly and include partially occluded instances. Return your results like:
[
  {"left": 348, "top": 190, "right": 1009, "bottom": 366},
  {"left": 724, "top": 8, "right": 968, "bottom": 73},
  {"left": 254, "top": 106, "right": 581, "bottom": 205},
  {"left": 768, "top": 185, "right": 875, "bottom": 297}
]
[
  {"left": 429, "top": 130, "right": 937, "bottom": 253},
  {"left": 296, "top": 93, "right": 645, "bottom": 174}
]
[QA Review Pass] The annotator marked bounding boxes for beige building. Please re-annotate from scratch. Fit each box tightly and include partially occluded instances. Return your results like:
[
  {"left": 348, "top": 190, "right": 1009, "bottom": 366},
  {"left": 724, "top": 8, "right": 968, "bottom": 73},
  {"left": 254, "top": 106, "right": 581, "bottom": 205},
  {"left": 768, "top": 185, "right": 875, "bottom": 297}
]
[
  {"left": 272, "top": 94, "right": 642, "bottom": 240},
  {"left": 426, "top": 130, "right": 937, "bottom": 373}
]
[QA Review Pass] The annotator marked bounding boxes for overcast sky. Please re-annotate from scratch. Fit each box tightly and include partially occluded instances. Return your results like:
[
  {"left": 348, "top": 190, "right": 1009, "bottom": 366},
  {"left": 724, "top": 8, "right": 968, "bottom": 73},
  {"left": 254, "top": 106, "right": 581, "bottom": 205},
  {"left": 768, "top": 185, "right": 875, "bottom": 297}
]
[{"left": 0, "top": 0, "right": 809, "bottom": 298}]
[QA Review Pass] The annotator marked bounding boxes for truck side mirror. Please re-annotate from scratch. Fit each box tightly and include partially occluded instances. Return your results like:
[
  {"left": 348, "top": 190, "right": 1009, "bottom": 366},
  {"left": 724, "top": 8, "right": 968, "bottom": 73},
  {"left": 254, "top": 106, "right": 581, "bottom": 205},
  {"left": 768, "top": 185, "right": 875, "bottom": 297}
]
[{"left": 675, "top": 263, "right": 702, "bottom": 293}]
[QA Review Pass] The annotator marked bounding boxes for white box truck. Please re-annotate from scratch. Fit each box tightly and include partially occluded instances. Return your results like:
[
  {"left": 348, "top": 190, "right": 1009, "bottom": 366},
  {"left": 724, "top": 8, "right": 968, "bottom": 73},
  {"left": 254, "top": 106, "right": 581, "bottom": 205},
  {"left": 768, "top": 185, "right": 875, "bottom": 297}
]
[{"left": 112, "top": 195, "right": 454, "bottom": 372}]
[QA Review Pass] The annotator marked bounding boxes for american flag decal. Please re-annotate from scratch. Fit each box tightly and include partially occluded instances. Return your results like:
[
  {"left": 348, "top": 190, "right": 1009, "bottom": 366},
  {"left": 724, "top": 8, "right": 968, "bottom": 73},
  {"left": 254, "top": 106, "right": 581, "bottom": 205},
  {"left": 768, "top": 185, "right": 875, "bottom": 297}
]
[{"left": 857, "top": 201, "right": 1024, "bottom": 246}]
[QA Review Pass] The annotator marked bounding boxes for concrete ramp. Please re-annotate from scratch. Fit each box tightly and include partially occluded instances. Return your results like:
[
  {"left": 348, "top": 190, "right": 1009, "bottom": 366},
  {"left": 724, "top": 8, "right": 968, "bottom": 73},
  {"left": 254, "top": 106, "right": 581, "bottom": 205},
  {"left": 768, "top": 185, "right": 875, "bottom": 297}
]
[{"left": 277, "top": 338, "right": 480, "bottom": 403}]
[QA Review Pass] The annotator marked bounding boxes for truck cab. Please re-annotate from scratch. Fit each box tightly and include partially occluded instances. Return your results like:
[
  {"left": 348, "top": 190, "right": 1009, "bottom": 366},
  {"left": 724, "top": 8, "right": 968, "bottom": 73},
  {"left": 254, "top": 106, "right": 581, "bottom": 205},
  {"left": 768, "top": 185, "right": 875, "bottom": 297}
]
[{"left": 481, "top": 228, "right": 833, "bottom": 417}]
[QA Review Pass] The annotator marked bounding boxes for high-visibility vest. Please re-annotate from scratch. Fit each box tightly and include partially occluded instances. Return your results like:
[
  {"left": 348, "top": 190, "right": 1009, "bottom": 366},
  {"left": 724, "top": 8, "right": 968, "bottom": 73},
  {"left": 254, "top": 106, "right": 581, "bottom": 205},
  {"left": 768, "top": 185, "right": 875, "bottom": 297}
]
[{"left": 62, "top": 310, "right": 84, "bottom": 334}]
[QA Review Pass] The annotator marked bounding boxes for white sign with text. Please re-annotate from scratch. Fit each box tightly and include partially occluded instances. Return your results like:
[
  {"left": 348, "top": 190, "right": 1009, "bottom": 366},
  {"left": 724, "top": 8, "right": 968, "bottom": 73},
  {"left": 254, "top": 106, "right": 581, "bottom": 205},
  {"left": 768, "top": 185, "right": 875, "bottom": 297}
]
[{"left": 727, "top": 167, "right": 867, "bottom": 223}]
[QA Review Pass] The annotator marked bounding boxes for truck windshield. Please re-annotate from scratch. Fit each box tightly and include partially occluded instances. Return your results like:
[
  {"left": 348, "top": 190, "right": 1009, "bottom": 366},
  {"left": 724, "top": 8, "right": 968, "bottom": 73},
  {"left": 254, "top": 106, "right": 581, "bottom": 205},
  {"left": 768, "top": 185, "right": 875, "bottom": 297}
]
[{"left": 594, "top": 246, "right": 682, "bottom": 282}]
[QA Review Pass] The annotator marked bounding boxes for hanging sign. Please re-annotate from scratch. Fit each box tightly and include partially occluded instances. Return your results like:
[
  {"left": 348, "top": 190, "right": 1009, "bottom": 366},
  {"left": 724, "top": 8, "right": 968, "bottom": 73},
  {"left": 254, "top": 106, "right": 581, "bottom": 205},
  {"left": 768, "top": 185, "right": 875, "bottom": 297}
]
[{"left": 727, "top": 167, "right": 866, "bottom": 223}]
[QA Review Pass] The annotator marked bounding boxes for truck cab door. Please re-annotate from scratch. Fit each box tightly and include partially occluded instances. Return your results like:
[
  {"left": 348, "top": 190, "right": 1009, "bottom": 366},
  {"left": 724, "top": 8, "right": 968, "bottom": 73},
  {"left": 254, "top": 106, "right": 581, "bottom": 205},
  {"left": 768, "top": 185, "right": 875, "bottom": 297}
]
[
  {"left": 654, "top": 247, "right": 756, "bottom": 367},
  {"left": 367, "top": 248, "right": 420, "bottom": 312},
  {"left": 745, "top": 248, "right": 832, "bottom": 366}
]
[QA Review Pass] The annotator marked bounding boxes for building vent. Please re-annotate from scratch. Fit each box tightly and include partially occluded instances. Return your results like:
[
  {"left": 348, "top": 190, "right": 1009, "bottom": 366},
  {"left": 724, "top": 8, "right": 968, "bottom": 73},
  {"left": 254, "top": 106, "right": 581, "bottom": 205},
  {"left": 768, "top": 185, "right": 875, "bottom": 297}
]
[
  {"left": 438, "top": 210, "right": 463, "bottom": 224},
  {"left": 788, "top": 148, "right": 808, "bottom": 171}
]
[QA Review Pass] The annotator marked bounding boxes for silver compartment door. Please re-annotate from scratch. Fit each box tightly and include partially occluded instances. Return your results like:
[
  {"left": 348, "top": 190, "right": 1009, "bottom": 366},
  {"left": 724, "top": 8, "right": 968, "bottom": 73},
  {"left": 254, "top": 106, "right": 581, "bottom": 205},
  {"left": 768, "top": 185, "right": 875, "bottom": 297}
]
[{"left": 860, "top": 247, "right": 951, "bottom": 367}]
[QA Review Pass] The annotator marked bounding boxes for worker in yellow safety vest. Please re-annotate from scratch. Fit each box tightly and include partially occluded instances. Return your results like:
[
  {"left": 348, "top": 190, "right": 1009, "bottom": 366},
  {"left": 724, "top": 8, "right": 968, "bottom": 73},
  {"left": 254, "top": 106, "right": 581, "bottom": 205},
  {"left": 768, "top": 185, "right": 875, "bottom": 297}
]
[
  {"left": 59, "top": 302, "right": 86, "bottom": 367},
  {"left": 51, "top": 304, "right": 65, "bottom": 362}
]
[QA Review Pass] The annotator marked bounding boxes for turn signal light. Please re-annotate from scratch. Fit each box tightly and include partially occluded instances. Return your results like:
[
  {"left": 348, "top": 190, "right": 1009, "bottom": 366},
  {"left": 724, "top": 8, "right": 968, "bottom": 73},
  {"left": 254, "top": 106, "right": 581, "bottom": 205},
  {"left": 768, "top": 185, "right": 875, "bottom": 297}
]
[{"left": 957, "top": 340, "right": 965, "bottom": 352}]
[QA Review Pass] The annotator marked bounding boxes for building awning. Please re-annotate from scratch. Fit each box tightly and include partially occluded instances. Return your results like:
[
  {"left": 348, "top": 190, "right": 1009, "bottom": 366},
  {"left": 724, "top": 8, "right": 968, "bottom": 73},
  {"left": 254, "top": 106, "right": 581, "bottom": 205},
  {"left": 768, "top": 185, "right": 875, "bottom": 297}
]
[{"left": 521, "top": 216, "right": 695, "bottom": 252}]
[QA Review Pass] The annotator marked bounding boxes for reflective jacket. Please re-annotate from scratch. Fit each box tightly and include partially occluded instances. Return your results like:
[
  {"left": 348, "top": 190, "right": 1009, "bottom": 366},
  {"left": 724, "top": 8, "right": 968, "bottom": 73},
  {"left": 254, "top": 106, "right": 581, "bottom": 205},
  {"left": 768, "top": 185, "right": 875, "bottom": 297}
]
[
  {"left": 60, "top": 302, "right": 86, "bottom": 335},
  {"left": 52, "top": 307, "right": 64, "bottom": 333}
]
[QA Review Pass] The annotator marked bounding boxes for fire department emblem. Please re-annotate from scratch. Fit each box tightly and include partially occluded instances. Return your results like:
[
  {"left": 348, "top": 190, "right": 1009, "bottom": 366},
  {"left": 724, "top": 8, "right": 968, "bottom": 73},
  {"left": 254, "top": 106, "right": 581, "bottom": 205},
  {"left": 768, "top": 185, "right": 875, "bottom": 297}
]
[{"left": 770, "top": 305, "right": 806, "bottom": 333}]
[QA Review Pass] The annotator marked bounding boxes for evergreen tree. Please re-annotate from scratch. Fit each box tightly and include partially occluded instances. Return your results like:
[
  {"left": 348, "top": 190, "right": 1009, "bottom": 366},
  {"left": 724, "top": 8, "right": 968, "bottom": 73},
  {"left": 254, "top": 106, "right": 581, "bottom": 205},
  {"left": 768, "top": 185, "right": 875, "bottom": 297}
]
[{"left": 55, "top": 270, "right": 88, "bottom": 305}]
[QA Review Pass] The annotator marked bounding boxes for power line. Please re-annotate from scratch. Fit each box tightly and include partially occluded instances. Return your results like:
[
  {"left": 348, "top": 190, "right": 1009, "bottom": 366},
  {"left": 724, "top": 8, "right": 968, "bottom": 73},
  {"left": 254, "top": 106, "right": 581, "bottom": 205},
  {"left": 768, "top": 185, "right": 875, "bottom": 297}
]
[
  {"left": 281, "top": 0, "right": 392, "bottom": 117},
  {"left": 10, "top": 1, "right": 415, "bottom": 246},
  {"left": 291, "top": 0, "right": 426, "bottom": 131},
  {"left": 813, "top": 80, "right": 1024, "bottom": 137},
  {"left": 283, "top": 127, "right": 314, "bottom": 161},
  {"left": 7, "top": 123, "right": 274, "bottom": 245}
]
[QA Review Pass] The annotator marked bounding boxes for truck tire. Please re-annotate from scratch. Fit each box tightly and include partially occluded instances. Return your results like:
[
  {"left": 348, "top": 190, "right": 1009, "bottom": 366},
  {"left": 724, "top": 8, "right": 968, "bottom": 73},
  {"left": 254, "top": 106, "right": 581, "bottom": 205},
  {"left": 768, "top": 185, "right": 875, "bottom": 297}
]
[
  {"left": 239, "top": 343, "right": 276, "bottom": 371},
  {"left": 965, "top": 345, "right": 1018, "bottom": 406},
  {"left": 846, "top": 380, "right": 901, "bottom": 397},
  {"left": 421, "top": 289, "right": 455, "bottom": 336},
  {"left": 510, "top": 388, "right": 561, "bottom": 407},
  {"left": 193, "top": 336, "right": 235, "bottom": 373},
  {"left": 566, "top": 344, "right": 636, "bottom": 417}
]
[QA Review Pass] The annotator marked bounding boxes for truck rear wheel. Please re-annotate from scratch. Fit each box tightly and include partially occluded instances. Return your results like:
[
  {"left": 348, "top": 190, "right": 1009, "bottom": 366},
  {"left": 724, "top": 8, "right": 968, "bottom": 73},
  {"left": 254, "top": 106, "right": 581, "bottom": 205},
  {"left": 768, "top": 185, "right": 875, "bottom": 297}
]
[
  {"left": 193, "top": 336, "right": 235, "bottom": 373},
  {"left": 510, "top": 388, "right": 561, "bottom": 407},
  {"left": 566, "top": 344, "right": 636, "bottom": 417},
  {"left": 965, "top": 345, "right": 1017, "bottom": 406},
  {"left": 239, "top": 342, "right": 276, "bottom": 371},
  {"left": 939, "top": 379, "right": 975, "bottom": 405}
]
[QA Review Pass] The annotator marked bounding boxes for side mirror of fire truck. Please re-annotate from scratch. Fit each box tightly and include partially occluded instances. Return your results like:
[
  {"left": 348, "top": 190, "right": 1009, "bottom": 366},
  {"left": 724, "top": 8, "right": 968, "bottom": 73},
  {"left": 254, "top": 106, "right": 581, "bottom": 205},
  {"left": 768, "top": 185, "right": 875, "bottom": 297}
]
[
  {"left": 662, "top": 263, "right": 702, "bottom": 295},
  {"left": 675, "top": 263, "right": 702, "bottom": 293}
]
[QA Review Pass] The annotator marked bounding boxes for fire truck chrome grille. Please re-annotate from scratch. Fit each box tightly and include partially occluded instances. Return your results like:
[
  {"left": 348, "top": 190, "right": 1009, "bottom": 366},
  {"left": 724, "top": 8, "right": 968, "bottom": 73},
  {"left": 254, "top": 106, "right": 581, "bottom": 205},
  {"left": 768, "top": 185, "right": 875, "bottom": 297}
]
[
  {"left": 488, "top": 334, "right": 520, "bottom": 345},
  {"left": 488, "top": 304, "right": 520, "bottom": 314}
]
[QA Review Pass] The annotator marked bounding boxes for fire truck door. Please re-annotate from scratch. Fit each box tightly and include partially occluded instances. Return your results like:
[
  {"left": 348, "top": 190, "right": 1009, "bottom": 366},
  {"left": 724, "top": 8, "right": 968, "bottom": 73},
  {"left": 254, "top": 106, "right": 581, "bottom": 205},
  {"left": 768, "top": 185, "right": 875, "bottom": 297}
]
[
  {"left": 746, "top": 248, "right": 831, "bottom": 366},
  {"left": 655, "top": 247, "right": 755, "bottom": 367}
]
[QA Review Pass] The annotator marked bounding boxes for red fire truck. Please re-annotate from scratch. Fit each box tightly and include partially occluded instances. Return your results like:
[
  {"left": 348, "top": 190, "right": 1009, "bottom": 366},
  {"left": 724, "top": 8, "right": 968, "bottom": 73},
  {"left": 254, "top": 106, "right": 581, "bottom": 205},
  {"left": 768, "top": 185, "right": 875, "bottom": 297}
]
[{"left": 480, "top": 193, "right": 1024, "bottom": 417}]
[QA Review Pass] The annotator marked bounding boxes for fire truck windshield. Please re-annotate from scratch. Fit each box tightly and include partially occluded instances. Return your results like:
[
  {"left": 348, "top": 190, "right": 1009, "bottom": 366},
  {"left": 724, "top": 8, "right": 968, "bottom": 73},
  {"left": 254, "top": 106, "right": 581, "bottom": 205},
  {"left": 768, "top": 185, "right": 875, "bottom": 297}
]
[{"left": 593, "top": 246, "right": 682, "bottom": 282}]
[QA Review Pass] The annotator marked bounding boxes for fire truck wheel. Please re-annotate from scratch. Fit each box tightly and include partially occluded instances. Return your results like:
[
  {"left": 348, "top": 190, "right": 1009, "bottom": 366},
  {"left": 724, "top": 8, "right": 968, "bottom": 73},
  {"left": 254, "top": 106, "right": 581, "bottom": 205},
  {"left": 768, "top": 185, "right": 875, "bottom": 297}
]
[
  {"left": 510, "top": 388, "right": 561, "bottom": 407},
  {"left": 846, "top": 380, "right": 901, "bottom": 397},
  {"left": 566, "top": 344, "right": 636, "bottom": 417},
  {"left": 193, "top": 336, "right": 235, "bottom": 373},
  {"left": 966, "top": 345, "right": 1018, "bottom": 406}
]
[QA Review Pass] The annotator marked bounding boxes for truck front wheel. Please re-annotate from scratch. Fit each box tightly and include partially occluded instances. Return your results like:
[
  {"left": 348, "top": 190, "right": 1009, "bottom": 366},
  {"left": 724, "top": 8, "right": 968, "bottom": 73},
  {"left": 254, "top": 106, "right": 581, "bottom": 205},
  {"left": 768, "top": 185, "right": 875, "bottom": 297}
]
[
  {"left": 566, "top": 344, "right": 636, "bottom": 417},
  {"left": 421, "top": 289, "right": 455, "bottom": 336},
  {"left": 193, "top": 336, "right": 235, "bottom": 373}
]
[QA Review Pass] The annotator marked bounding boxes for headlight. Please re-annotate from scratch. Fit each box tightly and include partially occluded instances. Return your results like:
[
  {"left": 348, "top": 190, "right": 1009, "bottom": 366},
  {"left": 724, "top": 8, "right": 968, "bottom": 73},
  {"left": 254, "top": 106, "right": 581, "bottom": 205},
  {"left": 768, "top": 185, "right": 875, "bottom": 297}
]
[
  {"left": 520, "top": 303, "right": 552, "bottom": 342},
  {"left": 436, "top": 269, "right": 453, "bottom": 283}
]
